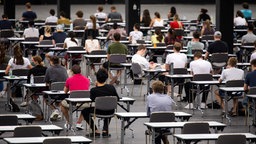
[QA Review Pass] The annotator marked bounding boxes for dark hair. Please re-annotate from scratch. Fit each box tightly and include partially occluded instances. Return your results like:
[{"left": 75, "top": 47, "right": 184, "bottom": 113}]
[
  {"left": 98, "top": 6, "right": 103, "bottom": 12},
  {"left": 194, "top": 51, "right": 202, "bottom": 58},
  {"left": 60, "top": 11, "right": 66, "bottom": 18},
  {"left": 152, "top": 81, "right": 164, "bottom": 94},
  {"left": 142, "top": 9, "right": 151, "bottom": 27},
  {"left": 32, "top": 55, "right": 43, "bottom": 66},
  {"left": 72, "top": 64, "right": 81, "bottom": 74},
  {"left": 0, "top": 44, "right": 7, "bottom": 65},
  {"left": 251, "top": 59, "right": 256, "bottom": 67},
  {"left": 236, "top": 10, "right": 244, "bottom": 18},
  {"left": 111, "top": 6, "right": 116, "bottom": 10},
  {"left": 137, "top": 45, "right": 146, "bottom": 51},
  {"left": 76, "top": 10, "right": 83, "bottom": 18},
  {"left": 2, "top": 14, "right": 8, "bottom": 19},
  {"left": 170, "top": 7, "right": 176, "bottom": 17},
  {"left": 68, "top": 31, "right": 78, "bottom": 45},
  {"left": 49, "top": 9, "right": 55, "bottom": 16},
  {"left": 154, "top": 12, "right": 160, "bottom": 18},
  {"left": 155, "top": 28, "right": 163, "bottom": 42},
  {"left": 113, "top": 22, "right": 118, "bottom": 29},
  {"left": 90, "top": 15, "right": 97, "bottom": 30},
  {"left": 193, "top": 31, "right": 201, "bottom": 39},
  {"left": 96, "top": 68, "right": 108, "bottom": 83},
  {"left": 113, "top": 32, "right": 121, "bottom": 41},
  {"left": 201, "top": 8, "right": 208, "bottom": 14},
  {"left": 50, "top": 56, "right": 59, "bottom": 65},
  {"left": 248, "top": 23, "right": 254, "bottom": 31},
  {"left": 25, "top": 2, "right": 31, "bottom": 9},
  {"left": 28, "top": 20, "right": 34, "bottom": 27},
  {"left": 242, "top": 2, "right": 249, "bottom": 9},
  {"left": 13, "top": 45, "right": 24, "bottom": 65},
  {"left": 173, "top": 42, "right": 181, "bottom": 52},
  {"left": 134, "top": 23, "right": 140, "bottom": 30}
]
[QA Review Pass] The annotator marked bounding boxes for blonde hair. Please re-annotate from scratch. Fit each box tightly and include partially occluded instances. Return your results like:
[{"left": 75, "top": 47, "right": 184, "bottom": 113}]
[
  {"left": 44, "top": 26, "right": 51, "bottom": 33},
  {"left": 173, "top": 14, "right": 179, "bottom": 21}
]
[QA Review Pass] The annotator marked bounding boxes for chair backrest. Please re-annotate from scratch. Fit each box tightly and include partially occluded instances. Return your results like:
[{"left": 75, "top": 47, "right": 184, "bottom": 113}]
[
  {"left": 14, "top": 126, "right": 42, "bottom": 137},
  {"left": 136, "top": 40, "right": 145, "bottom": 44},
  {"left": 182, "top": 123, "right": 209, "bottom": 134},
  {"left": 70, "top": 90, "right": 90, "bottom": 98},
  {"left": 12, "top": 69, "right": 29, "bottom": 76},
  {"left": 34, "top": 76, "right": 45, "bottom": 83},
  {"left": 173, "top": 68, "right": 188, "bottom": 74},
  {"left": 95, "top": 96, "right": 118, "bottom": 111},
  {"left": 0, "top": 29, "right": 14, "bottom": 38},
  {"left": 55, "top": 43, "right": 64, "bottom": 48},
  {"left": 131, "top": 63, "right": 142, "bottom": 75},
  {"left": 174, "top": 28, "right": 184, "bottom": 36},
  {"left": 67, "top": 46, "right": 84, "bottom": 51},
  {"left": 248, "top": 87, "right": 256, "bottom": 94},
  {"left": 43, "top": 138, "right": 71, "bottom": 144},
  {"left": 45, "top": 22, "right": 57, "bottom": 26},
  {"left": 0, "top": 115, "right": 18, "bottom": 126},
  {"left": 210, "top": 53, "right": 228, "bottom": 63},
  {"left": 191, "top": 49, "right": 203, "bottom": 54},
  {"left": 39, "top": 40, "right": 53, "bottom": 45},
  {"left": 25, "top": 37, "right": 39, "bottom": 42},
  {"left": 50, "top": 82, "right": 65, "bottom": 90},
  {"left": 109, "top": 54, "right": 126, "bottom": 64},
  {"left": 242, "top": 43, "right": 254, "bottom": 46},
  {"left": 90, "top": 50, "right": 107, "bottom": 55},
  {"left": 216, "top": 135, "right": 246, "bottom": 144},
  {"left": 156, "top": 43, "right": 166, "bottom": 47},
  {"left": 97, "top": 18, "right": 106, "bottom": 21},
  {"left": 201, "top": 35, "right": 214, "bottom": 41},
  {"left": 153, "top": 26, "right": 165, "bottom": 30},
  {"left": 226, "top": 80, "right": 244, "bottom": 87},
  {"left": 166, "top": 45, "right": 173, "bottom": 50},
  {"left": 149, "top": 112, "right": 175, "bottom": 122},
  {"left": 193, "top": 74, "right": 212, "bottom": 81}
]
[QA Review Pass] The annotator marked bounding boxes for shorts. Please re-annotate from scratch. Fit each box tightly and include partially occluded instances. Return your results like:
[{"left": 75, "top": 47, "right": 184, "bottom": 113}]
[{"left": 61, "top": 100, "right": 91, "bottom": 109}]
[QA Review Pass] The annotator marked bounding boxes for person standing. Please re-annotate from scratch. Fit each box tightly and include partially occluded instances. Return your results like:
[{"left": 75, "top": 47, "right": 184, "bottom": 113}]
[{"left": 21, "top": 2, "right": 37, "bottom": 21}]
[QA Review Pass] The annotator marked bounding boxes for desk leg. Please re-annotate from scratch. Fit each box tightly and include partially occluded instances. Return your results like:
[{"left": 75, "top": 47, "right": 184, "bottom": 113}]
[
  {"left": 69, "top": 54, "right": 72, "bottom": 69},
  {"left": 224, "top": 92, "right": 231, "bottom": 125},
  {"left": 253, "top": 99, "right": 256, "bottom": 126},
  {"left": 126, "top": 103, "right": 130, "bottom": 112},
  {"left": 152, "top": 128, "right": 155, "bottom": 144},
  {"left": 120, "top": 118, "right": 125, "bottom": 144},
  {"left": 6, "top": 82, "right": 11, "bottom": 110},
  {"left": 147, "top": 73, "right": 152, "bottom": 95},
  {"left": 171, "top": 78, "right": 174, "bottom": 99}
]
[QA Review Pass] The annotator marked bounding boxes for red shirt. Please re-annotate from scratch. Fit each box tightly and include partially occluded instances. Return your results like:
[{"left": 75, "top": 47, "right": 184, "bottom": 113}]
[
  {"left": 170, "top": 21, "right": 183, "bottom": 29},
  {"left": 65, "top": 74, "right": 90, "bottom": 91}
]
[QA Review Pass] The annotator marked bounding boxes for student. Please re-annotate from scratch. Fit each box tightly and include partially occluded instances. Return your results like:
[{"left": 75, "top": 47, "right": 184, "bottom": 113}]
[
  {"left": 0, "top": 14, "right": 12, "bottom": 30},
  {"left": 129, "top": 23, "right": 143, "bottom": 44},
  {"left": 45, "top": 9, "right": 58, "bottom": 24},
  {"left": 73, "top": 10, "right": 87, "bottom": 29},
  {"left": 21, "top": 2, "right": 37, "bottom": 21}
]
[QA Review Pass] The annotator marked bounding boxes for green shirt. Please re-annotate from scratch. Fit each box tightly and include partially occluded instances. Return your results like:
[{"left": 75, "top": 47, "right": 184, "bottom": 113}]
[{"left": 107, "top": 42, "right": 128, "bottom": 55}]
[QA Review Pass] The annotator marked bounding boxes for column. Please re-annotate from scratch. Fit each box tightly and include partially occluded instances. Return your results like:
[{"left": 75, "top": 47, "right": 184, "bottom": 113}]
[
  {"left": 57, "top": 0, "right": 71, "bottom": 19},
  {"left": 3, "top": 0, "right": 15, "bottom": 19},
  {"left": 125, "top": 0, "right": 141, "bottom": 34}
]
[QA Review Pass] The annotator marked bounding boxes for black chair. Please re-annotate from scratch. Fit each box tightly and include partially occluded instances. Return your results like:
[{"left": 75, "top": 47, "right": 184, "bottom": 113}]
[
  {"left": 131, "top": 63, "right": 145, "bottom": 97},
  {"left": 67, "top": 46, "right": 85, "bottom": 66},
  {"left": 172, "top": 68, "right": 188, "bottom": 99},
  {"left": 0, "top": 29, "right": 14, "bottom": 38},
  {"left": 108, "top": 54, "right": 127, "bottom": 84},
  {"left": 174, "top": 28, "right": 184, "bottom": 37},
  {"left": 88, "top": 50, "right": 107, "bottom": 69},
  {"left": 43, "top": 138, "right": 71, "bottom": 144},
  {"left": 136, "top": 40, "right": 145, "bottom": 44},
  {"left": 210, "top": 53, "right": 228, "bottom": 71},
  {"left": 216, "top": 134, "right": 246, "bottom": 144},
  {"left": 12, "top": 69, "right": 29, "bottom": 76},
  {"left": 14, "top": 126, "right": 42, "bottom": 137},
  {"left": 39, "top": 40, "right": 53, "bottom": 45},
  {"left": 50, "top": 82, "right": 65, "bottom": 91}
]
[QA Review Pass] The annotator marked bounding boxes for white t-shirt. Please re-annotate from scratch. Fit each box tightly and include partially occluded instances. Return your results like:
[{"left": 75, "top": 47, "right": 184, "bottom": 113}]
[
  {"left": 250, "top": 51, "right": 256, "bottom": 62},
  {"left": 64, "top": 38, "right": 79, "bottom": 48},
  {"left": 86, "top": 22, "right": 100, "bottom": 29},
  {"left": 220, "top": 67, "right": 244, "bottom": 82},
  {"left": 8, "top": 57, "right": 31, "bottom": 70},
  {"left": 85, "top": 39, "right": 100, "bottom": 53},
  {"left": 132, "top": 54, "right": 150, "bottom": 69},
  {"left": 23, "top": 27, "right": 39, "bottom": 38},
  {"left": 165, "top": 52, "right": 187, "bottom": 68},
  {"left": 234, "top": 17, "right": 247, "bottom": 26},
  {"left": 94, "top": 12, "right": 107, "bottom": 19},
  {"left": 129, "top": 31, "right": 143, "bottom": 43},
  {"left": 45, "top": 16, "right": 58, "bottom": 23},
  {"left": 190, "top": 58, "right": 212, "bottom": 75},
  {"left": 153, "top": 19, "right": 164, "bottom": 27}
]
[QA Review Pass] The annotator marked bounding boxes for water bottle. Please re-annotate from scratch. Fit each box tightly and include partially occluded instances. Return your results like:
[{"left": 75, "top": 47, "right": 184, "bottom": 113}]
[
  {"left": 9, "top": 70, "right": 12, "bottom": 77},
  {"left": 70, "top": 23, "right": 73, "bottom": 31},
  {"left": 30, "top": 74, "right": 34, "bottom": 85},
  {"left": 169, "top": 62, "right": 174, "bottom": 75}
]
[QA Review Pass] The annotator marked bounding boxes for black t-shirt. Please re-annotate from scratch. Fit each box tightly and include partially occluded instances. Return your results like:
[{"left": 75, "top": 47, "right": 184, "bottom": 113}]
[
  {"left": 198, "top": 13, "right": 211, "bottom": 22},
  {"left": 22, "top": 11, "right": 37, "bottom": 21},
  {"left": 27, "top": 65, "right": 47, "bottom": 83},
  {"left": 0, "top": 20, "right": 12, "bottom": 30},
  {"left": 90, "top": 84, "right": 119, "bottom": 101},
  {"left": 207, "top": 40, "right": 229, "bottom": 54}
]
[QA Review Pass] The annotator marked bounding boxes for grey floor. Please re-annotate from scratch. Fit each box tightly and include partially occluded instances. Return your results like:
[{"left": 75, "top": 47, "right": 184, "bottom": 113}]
[{"left": 0, "top": 3, "right": 256, "bottom": 144}]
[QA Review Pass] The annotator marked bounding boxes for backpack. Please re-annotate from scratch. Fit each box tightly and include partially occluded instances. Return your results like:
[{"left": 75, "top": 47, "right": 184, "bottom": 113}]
[{"left": 28, "top": 100, "right": 43, "bottom": 121}]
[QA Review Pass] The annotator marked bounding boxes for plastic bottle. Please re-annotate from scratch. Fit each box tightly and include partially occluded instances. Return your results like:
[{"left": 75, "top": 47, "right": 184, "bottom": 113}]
[
  {"left": 30, "top": 74, "right": 34, "bottom": 85},
  {"left": 70, "top": 23, "right": 73, "bottom": 31},
  {"left": 169, "top": 62, "right": 174, "bottom": 75},
  {"left": 9, "top": 70, "right": 12, "bottom": 77}
]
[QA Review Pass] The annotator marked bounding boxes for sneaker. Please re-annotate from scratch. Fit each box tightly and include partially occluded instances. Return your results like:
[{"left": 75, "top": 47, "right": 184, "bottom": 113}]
[
  {"left": 57, "top": 114, "right": 62, "bottom": 120},
  {"left": 102, "top": 132, "right": 111, "bottom": 138},
  {"left": 200, "top": 103, "right": 207, "bottom": 109},
  {"left": 20, "top": 102, "right": 28, "bottom": 107},
  {"left": 184, "top": 103, "right": 194, "bottom": 109},
  {"left": 64, "top": 123, "right": 70, "bottom": 129},
  {"left": 50, "top": 109, "right": 60, "bottom": 121},
  {"left": 86, "top": 132, "right": 101, "bottom": 138},
  {"left": 76, "top": 123, "right": 84, "bottom": 130}
]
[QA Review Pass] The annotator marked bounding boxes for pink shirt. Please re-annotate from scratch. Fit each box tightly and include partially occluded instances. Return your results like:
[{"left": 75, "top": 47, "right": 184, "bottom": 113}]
[{"left": 65, "top": 74, "right": 90, "bottom": 91}]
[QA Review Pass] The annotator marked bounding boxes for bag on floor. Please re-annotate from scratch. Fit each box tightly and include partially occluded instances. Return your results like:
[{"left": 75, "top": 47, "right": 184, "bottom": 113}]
[
  {"left": 207, "top": 100, "right": 220, "bottom": 109},
  {"left": 9, "top": 98, "right": 20, "bottom": 112},
  {"left": 28, "top": 100, "right": 44, "bottom": 121}
]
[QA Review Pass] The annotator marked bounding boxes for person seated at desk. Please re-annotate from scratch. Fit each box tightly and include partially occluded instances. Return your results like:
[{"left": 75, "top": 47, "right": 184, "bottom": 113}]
[
  {"left": 215, "top": 57, "right": 244, "bottom": 116},
  {"left": 147, "top": 80, "right": 175, "bottom": 144},
  {"left": 85, "top": 15, "right": 100, "bottom": 30},
  {"left": 250, "top": 41, "right": 256, "bottom": 62},
  {"left": 240, "top": 2, "right": 252, "bottom": 21},
  {"left": 23, "top": 20, "right": 39, "bottom": 38},
  {"left": 44, "top": 56, "right": 68, "bottom": 121},
  {"left": 106, "top": 6, "right": 123, "bottom": 22},
  {"left": 0, "top": 44, "right": 10, "bottom": 97},
  {"left": 94, "top": 6, "right": 107, "bottom": 20},
  {"left": 140, "top": 9, "right": 151, "bottom": 27},
  {"left": 187, "top": 31, "right": 204, "bottom": 55},
  {"left": 204, "top": 31, "right": 228, "bottom": 60},
  {"left": 73, "top": 10, "right": 87, "bottom": 30},
  {"left": 129, "top": 23, "right": 143, "bottom": 44},
  {"left": 57, "top": 11, "right": 71, "bottom": 26},
  {"left": 149, "top": 12, "right": 164, "bottom": 27},
  {"left": 103, "top": 32, "right": 128, "bottom": 85},
  {"left": 20, "top": 55, "right": 47, "bottom": 107},
  {"left": 201, "top": 20, "right": 214, "bottom": 36},
  {"left": 234, "top": 10, "right": 247, "bottom": 27},
  {"left": 241, "top": 24, "right": 256, "bottom": 44},
  {"left": 45, "top": 9, "right": 58, "bottom": 24},
  {"left": 53, "top": 24, "right": 67, "bottom": 44},
  {"left": 244, "top": 59, "right": 256, "bottom": 105},
  {"left": 63, "top": 31, "right": 79, "bottom": 66},
  {"left": 106, "top": 22, "right": 127, "bottom": 40},
  {"left": 0, "top": 14, "right": 12, "bottom": 30},
  {"left": 197, "top": 8, "right": 211, "bottom": 23},
  {"left": 164, "top": 42, "right": 187, "bottom": 96},
  {"left": 80, "top": 68, "right": 119, "bottom": 137},
  {"left": 151, "top": 28, "right": 164, "bottom": 63},
  {"left": 39, "top": 26, "right": 54, "bottom": 44},
  {"left": 169, "top": 14, "right": 183, "bottom": 40},
  {"left": 167, "top": 6, "right": 177, "bottom": 20},
  {"left": 21, "top": 2, "right": 37, "bottom": 21},
  {"left": 184, "top": 51, "right": 213, "bottom": 109},
  {"left": 61, "top": 65, "right": 90, "bottom": 130},
  {"left": 164, "top": 29, "right": 180, "bottom": 46}
]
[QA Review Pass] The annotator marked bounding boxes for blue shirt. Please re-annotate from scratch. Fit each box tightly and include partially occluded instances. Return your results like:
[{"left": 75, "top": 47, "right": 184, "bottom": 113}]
[
  {"left": 0, "top": 20, "right": 12, "bottom": 30},
  {"left": 241, "top": 9, "right": 252, "bottom": 19},
  {"left": 245, "top": 70, "right": 256, "bottom": 87},
  {"left": 147, "top": 93, "right": 174, "bottom": 116},
  {"left": 53, "top": 32, "right": 67, "bottom": 44},
  {"left": 22, "top": 11, "right": 37, "bottom": 21}
]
